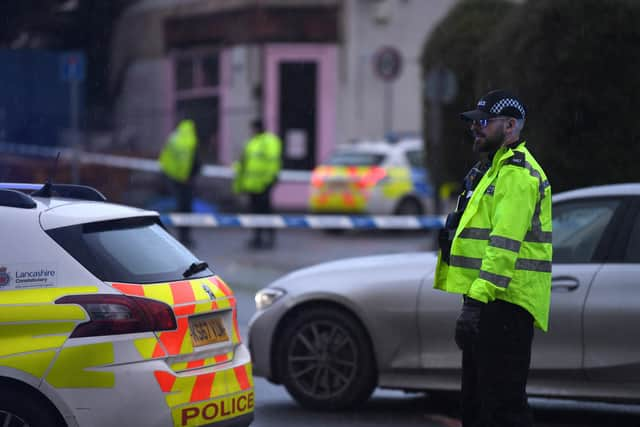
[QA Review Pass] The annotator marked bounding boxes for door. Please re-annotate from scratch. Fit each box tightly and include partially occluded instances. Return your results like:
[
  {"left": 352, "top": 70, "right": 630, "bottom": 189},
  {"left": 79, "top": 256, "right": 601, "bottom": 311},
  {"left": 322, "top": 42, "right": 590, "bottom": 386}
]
[
  {"left": 530, "top": 197, "right": 624, "bottom": 382},
  {"left": 583, "top": 198, "right": 640, "bottom": 384},
  {"left": 418, "top": 270, "right": 464, "bottom": 370},
  {"left": 278, "top": 62, "right": 317, "bottom": 170}
]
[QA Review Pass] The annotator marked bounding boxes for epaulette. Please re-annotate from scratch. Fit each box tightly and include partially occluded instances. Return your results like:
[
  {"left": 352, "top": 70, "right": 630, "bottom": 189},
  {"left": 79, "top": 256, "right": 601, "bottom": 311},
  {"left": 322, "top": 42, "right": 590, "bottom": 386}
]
[{"left": 507, "top": 151, "right": 525, "bottom": 167}]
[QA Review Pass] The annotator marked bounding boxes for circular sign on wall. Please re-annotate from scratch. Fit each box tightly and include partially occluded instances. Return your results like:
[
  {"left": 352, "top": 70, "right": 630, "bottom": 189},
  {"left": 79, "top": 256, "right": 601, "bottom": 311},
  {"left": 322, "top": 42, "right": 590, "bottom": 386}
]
[{"left": 373, "top": 46, "right": 403, "bottom": 82}]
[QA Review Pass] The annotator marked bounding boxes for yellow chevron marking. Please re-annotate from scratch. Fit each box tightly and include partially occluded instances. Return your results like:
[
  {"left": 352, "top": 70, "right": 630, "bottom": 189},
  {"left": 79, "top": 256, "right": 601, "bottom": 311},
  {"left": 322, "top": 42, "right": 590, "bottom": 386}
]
[
  {"left": 246, "top": 364, "right": 254, "bottom": 388},
  {"left": 0, "top": 350, "right": 57, "bottom": 378},
  {"left": 216, "top": 299, "right": 231, "bottom": 310},
  {"left": 191, "top": 280, "right": 211, "bottom": 302},
  {"left": 166, "top": 375, "right": 197, "bottom": 407},
  {"left": 171, "top": 361, "right": 189, "bottom": 371},
  {"left": 179, "top": 331, "right": 194, "bottom": 355},
  {"left": 220, "top": 369, "right": 241, "bottom": 394},
  {"left": 142, "top": 283, "right": 175, "bottom": 305},
  {"left": 134, "top": 337, "right": 160, "bottom": 360},
  {"left": 47, "top": 343, "right": 115, "bottom": 388},
  {"left": 0, "top": 323, "right": 75, "bottom": 357},
  {"left": 193, "top": 301, "right": 218, "bottom": 314},
  {"left": 210, "top": 369, "right": 229, "bottom": 398},
  {"left": 0, "top": 305, "right": 86, "bottom": 323},
  {"left": 0, "top": 286, "right": 99, "bottom": 304}
]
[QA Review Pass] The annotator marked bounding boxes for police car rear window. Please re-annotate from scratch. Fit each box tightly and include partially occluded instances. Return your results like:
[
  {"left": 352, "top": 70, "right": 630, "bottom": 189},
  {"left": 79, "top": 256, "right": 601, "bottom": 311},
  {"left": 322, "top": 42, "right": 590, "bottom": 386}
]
[
  {"left": 47, "top": 217, "right": 212, "bottom": 283},
  {"left": 327, "top": 152, "right": 385, "bottom": 166},
  {"left": 406, "top": 150, "right": 425, "bottom": 168}
]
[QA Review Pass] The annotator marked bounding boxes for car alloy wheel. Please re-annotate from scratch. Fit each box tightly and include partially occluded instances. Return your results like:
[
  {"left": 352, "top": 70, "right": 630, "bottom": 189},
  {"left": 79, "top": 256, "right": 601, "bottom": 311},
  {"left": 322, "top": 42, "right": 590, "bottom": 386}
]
[
  {"left": 0, "top": 387, "right": 64, "bottom": 427},
  {"left": 287, "top": 319, "right": 357, "bottom": 398},
  {"left": 277, "top": 306, "right": 377, "bottom": 410},
  {"left": 0, "top": 410, "right": 29, "bottom": 427},
  {"left": 394, "top": 197, "right": 423, "bottom": 215}
]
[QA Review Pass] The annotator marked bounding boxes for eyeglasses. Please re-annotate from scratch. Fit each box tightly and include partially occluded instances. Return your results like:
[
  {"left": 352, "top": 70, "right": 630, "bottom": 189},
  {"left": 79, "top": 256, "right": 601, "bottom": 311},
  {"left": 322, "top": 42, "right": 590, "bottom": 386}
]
[{"left": 470, "top": 117, "right": 508, "bottom": 128}]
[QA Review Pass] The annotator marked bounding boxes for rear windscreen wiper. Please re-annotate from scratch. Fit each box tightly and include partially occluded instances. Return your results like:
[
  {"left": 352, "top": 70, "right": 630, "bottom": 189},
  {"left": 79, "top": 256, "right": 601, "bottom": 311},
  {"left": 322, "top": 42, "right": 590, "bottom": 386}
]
[{"left": 183, "top": 261, "right": 209, "bottom": 278}]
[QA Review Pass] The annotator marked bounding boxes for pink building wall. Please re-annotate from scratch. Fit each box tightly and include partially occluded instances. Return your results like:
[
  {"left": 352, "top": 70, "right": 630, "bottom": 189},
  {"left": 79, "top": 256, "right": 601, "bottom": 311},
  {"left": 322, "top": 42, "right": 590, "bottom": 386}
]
[
  {"left": 219, "top": 49, "right": 231, "bottom": 165},
  {"left": 264, "top": 44, "right": 338, "bottom": 211}
]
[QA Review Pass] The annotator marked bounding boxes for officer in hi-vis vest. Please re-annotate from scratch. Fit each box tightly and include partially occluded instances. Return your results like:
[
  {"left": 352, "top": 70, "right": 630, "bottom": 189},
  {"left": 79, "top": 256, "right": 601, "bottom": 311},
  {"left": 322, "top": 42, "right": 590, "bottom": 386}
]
[
  {"left": 159, "top": 119, "right": 200, "bottom": 247},
  {"left": 434, "top": 90, "right": 552, "bottom": 427},
  {"left": 233, "top": 118, "right": 282, "bottom": 249}
]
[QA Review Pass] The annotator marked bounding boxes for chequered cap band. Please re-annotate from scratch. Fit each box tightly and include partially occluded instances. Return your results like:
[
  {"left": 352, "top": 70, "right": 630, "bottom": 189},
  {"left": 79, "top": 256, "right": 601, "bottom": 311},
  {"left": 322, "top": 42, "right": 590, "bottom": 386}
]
[{"left": 490, "top": 98, "right": 526, "bottom": 119}]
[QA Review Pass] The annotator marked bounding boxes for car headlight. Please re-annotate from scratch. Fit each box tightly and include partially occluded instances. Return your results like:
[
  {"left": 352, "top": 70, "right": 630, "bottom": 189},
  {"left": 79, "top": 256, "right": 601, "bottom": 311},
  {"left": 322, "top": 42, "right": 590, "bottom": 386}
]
[{"left": 255, "top": 288, "right": 286, "bottom": 310}]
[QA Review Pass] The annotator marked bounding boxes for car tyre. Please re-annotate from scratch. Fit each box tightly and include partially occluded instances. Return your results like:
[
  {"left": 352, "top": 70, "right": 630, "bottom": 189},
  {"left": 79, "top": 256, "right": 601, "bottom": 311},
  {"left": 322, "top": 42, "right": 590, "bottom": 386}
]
[
  {"left": 394, "top": 197, "right": 423, "bottom": 215},
  {"left": 0, "top": 386, "right": 64, "bottom": 427},
  {"left": 276, "top": 306, "right": 377, "bottom": 410}
]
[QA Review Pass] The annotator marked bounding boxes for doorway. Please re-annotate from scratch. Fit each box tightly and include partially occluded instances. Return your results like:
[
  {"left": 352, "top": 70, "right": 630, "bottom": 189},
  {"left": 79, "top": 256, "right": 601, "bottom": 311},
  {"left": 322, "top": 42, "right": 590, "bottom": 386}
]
[{"left": 278, "top": 62, "right": 317, "bottom": 170}]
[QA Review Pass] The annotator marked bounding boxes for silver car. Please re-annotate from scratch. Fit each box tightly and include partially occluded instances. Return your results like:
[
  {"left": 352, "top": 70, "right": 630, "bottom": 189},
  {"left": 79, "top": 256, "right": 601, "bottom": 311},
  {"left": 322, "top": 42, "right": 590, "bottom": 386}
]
[{"left": 248, "top": 183, "right": 640, "bottom": 410}]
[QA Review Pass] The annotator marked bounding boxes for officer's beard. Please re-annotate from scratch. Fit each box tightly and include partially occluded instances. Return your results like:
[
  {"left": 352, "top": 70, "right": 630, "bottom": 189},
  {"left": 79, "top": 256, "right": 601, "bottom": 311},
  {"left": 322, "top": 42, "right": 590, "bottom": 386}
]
[{"left": 472, "top": 129, "right": 505, "bottom": 153}]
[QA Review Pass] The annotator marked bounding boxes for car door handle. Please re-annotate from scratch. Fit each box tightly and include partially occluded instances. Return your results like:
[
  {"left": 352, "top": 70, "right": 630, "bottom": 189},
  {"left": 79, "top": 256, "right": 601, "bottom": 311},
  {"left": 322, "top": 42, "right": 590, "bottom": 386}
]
[{"left": 551, "top": 277, "right": 580, "bottom": 291}]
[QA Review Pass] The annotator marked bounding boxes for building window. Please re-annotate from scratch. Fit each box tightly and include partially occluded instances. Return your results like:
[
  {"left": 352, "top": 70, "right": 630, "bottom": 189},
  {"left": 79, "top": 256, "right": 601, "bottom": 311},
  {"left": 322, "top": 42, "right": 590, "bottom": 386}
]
[
  {"left": 174, "top": 52, "right": 220, "bottom": 93},
  {"left": 175, "top": 57, "right": 194, "bottom": 90},
  {"left": 202, "top": 55, "right": 219, "bottom": 87},
  {"left": 173, "top": 50, "right": 221, "bottom": 163}
]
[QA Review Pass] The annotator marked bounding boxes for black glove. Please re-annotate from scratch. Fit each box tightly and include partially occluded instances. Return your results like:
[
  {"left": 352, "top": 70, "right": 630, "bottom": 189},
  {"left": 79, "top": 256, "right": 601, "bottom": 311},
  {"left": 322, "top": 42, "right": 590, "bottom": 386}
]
[{"left": 454, "top": 296, "right": 483, "bottom": 350}]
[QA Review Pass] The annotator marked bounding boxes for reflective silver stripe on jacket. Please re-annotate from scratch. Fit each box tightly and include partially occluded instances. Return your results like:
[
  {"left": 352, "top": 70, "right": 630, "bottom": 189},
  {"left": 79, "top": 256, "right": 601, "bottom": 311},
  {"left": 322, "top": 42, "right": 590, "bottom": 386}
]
[
  {"left": 521, "top": 158, "right": 550, "bottom": 229},
  {"left": 524, "top": 229, "right": 552, "bottom": 243},
  {"left": 459, "top": 228, "right": 490, "bottom": 240},
  {"left": 515, "top": 258, "right": 552, "bottom": 272},
  {"left": 450, "top": 255, "right": 482, "bottom": 270},
  {"left": 489, "top": 235, "right": 521, "bottom": 252},
  {"left": 479, "top": 270, "right": 511, "bottom": 288},
  {"left": 460, "top": 227, "right": 551, "bottom": 244}
]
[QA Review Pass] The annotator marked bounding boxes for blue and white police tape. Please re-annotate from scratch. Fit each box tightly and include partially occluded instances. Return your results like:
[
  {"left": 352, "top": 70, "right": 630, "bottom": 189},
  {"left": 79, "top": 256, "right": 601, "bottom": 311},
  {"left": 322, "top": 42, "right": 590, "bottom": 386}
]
[
  {"left": 160, "top": 213, "right": 445, "bottom": 230},
  {"left": 0, "top": 142, "right": 311, "bottom": 182}
]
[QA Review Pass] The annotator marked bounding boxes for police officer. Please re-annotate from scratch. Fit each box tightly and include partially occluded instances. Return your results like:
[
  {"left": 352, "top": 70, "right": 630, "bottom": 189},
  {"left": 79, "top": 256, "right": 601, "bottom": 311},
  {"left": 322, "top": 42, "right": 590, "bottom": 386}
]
[
  {"left": 233, "top": 119, "right": 282, "bottom": 249},
  {"left": 159, "top": 119, "right": 200, "bottom": 247},
  {"left": 434, "top": 90, "right": 552, "bottom": 427}
]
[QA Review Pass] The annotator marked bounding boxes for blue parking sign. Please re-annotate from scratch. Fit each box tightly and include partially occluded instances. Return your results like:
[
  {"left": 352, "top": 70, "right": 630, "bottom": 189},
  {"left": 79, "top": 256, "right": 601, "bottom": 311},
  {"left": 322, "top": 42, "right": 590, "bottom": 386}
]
[{"left": 60, "top": 52, "right": 85, "bottom": 82}]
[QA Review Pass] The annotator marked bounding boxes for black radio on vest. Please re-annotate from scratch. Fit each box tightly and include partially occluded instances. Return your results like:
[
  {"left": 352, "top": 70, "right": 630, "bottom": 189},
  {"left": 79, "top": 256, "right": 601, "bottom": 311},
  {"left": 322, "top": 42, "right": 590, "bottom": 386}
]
[{"left": 438, "top": 161, "right": 490, "bottom": 263}]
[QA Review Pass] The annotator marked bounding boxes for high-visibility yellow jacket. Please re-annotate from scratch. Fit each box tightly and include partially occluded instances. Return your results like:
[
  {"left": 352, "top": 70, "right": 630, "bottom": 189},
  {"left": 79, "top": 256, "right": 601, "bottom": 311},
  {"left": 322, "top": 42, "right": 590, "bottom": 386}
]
[
  {"left": 233, "top": 132, "right": 282, "bottom": 194},
  {"left": 158, "top": 120, "right": 198, "bottom": 183},
  {"left": 434, "top": 142, "right": 553, "bottom": 331}
]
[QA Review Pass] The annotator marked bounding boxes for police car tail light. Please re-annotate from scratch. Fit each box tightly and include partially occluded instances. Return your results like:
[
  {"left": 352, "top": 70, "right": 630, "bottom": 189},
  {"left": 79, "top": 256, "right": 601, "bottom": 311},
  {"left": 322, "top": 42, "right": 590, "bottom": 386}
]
[
  {"left": 310, "top": 169, "right": 325, "bottom": 188},
  {"left": 357, "top": 167, "right": 387, "bottom": 189},
  {"left": 55, "top": 294, "right": 177, "bottom": 338}
]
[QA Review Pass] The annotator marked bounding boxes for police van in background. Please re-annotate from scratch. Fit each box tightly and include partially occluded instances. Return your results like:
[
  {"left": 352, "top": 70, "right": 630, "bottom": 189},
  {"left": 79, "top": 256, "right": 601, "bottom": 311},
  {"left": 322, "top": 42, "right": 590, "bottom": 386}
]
[{"left": 308, "top": 137, "right": 435, "bottom": 215}]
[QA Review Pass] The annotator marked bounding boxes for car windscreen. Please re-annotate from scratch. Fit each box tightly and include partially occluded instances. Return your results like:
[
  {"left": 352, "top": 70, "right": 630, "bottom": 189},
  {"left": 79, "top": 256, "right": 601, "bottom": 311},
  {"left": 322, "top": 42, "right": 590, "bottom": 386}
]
[
  {"left": 46, "top": 217, "right": 212, "bottom": 283},
  {"left": 327, "top": 151, "right": 385, "bottom": 166}
]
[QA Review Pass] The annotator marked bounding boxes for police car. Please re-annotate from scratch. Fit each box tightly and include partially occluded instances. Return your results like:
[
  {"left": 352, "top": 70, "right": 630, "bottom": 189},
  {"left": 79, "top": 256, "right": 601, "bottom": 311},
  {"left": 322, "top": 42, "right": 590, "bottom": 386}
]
[
  {"left": 308, "top": 138, "right": 435, "bottom": 215},
  {"left": 0, "top": 183, "right": 253, "bottom": 427}
]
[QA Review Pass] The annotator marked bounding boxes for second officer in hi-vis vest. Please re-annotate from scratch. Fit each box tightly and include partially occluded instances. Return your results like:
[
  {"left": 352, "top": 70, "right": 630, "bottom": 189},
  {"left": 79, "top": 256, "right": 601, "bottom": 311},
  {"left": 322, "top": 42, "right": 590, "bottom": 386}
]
[{"left": 434, "top": 90, "right": 552, "bottom": 427}]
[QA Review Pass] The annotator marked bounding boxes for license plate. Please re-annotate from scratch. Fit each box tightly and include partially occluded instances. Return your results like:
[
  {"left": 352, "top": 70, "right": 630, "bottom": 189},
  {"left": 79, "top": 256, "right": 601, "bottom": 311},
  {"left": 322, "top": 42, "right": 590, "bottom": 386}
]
[
  {"left": 327, "top": 181, "right": 348, "bottom": 192},
  {"left": 189, "top": 314, "right": 229, "bottom": 347}
]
